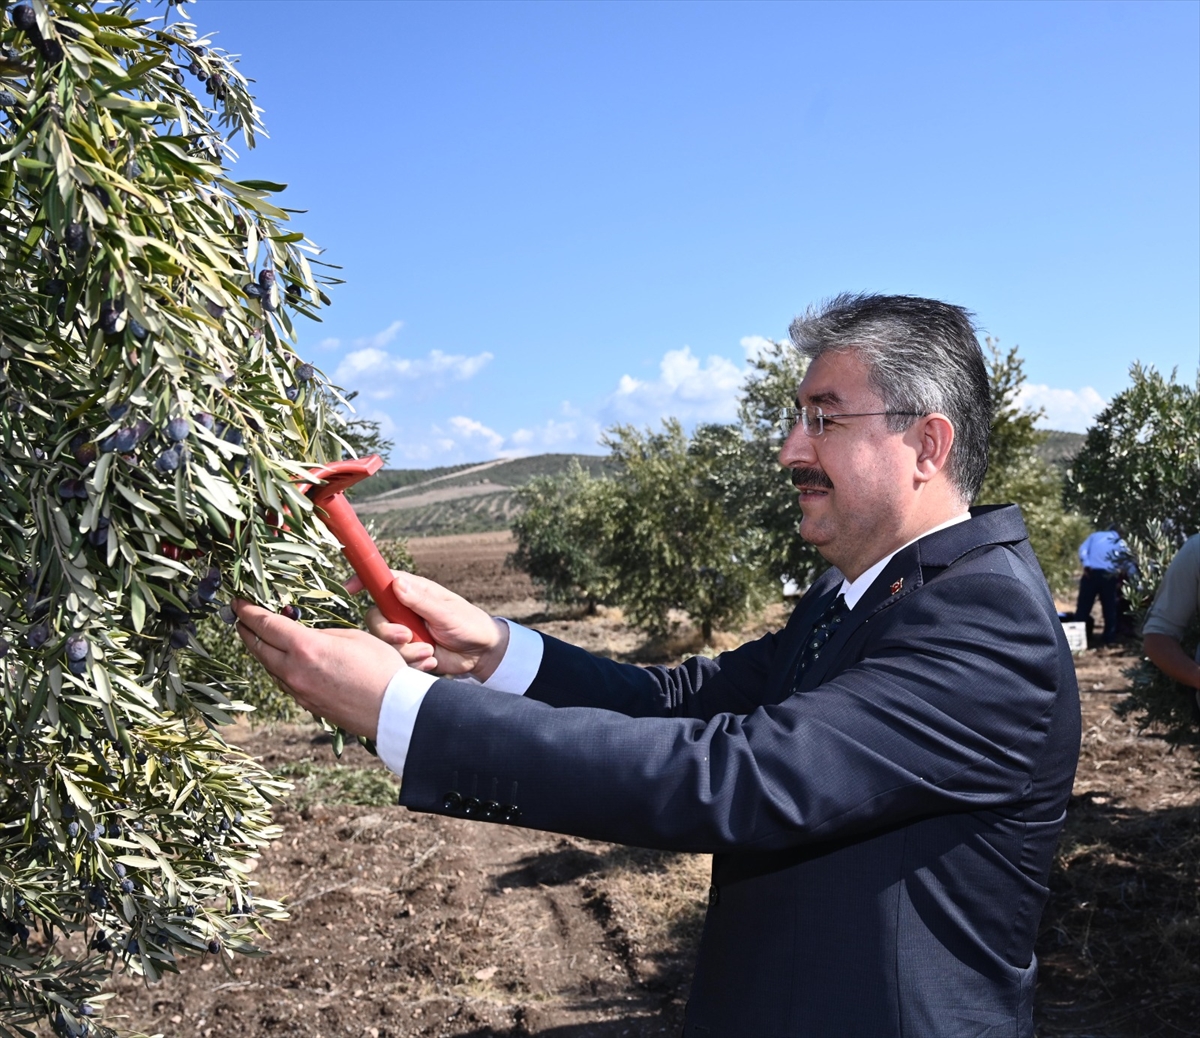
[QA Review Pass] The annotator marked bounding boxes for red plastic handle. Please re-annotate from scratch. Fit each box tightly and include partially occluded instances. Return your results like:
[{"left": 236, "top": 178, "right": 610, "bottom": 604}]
[{"left": 300, "top": 458, "right": 433, "bottom": 645}]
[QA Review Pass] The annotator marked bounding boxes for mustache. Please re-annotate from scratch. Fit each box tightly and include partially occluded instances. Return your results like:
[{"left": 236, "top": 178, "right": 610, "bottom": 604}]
[{"left": 790, "top": 467, "right": 834, "bottom": 491}]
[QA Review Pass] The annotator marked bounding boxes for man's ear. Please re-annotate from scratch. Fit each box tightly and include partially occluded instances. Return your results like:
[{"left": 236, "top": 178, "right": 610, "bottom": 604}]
[{"left": 913, "top": 413, "right": 955, "bottom": 484}]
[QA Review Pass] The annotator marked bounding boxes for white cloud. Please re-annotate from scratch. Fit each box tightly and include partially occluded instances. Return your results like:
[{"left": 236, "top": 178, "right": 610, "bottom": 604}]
[
  {"left": 370, "top": 335, "right": 785, "bottom": 464},
  {"left": 388, "top": 340, "right": 767, "bottom": 463},
  {"left": 448, "top": 416, "right": 505, "bottom": 453},
  {"left": 388, "top": 436, "right": 455, "bottom": 461},
  {"left": 334, "top": 344, "right": 494, "bottom": 400},
  {"left": 337, "top": 347, "right": 391, "bottom": 380},
  {"left": 441, "top": 415, "right": 598, "bottom": 459},
  {"left": 501, "top": 417, "right": 596, "bottom": 457},
  {"left": 315, "top": 319, "right": 493, "bottom": 399},
  {"left": 1016, "top": 384, "right": 1108, "bottom": 433},
  {"left": 385, "top": 409, "right": 603, "bottom": 464},
  {"left": 313, "top": 319, "right": 403, "bottom": 353},
  {"left": 429, "top": 349, "right": 493, "bottom": 379},
  {"left": 739, "top": 334, "right": 783, "bottom": 362},
  {"left": 343, "top": 335, "right": 1114, "bottom": 469},
  {"left": 365, "top": 320, "right": 404, "bottom": 349},
  {"left": 603, "top": 345, "right": 747, "bottom": 426},
  {"left": 354, "top": 404, "right": 396, "bottom": 436}
]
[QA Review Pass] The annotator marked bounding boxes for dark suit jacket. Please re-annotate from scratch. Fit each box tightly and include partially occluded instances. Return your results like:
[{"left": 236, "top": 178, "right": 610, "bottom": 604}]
[{"left": 400, "top": 505, "right": 1082, "bottom": 1037}]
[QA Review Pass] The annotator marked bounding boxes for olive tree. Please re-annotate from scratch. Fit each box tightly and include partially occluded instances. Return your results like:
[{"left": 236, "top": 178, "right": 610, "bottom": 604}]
[
  {"left": 975, "top": 339, "right": 1090, "bottom": 597},
  {"left": 721, "top": 336, "right": 821, "bottom": 590},
  {"left": 0, "top": 2, "right": 365, "bottom": 1033},
  {"left": 598, "top": 420, "right": 771, "bottom": 644},
  {"left": 190, "top": 534, "right": 414, "bottom": 725},
  {"left": 508, "top": 460, "right": 618, "bottom": 614},
  {"left": 507, "top": 437, "right": 770, "bottom": 639},
  {"left": 1065, "top": 365, "right": 1200, "bottom": 738},
  {"left": 1065, "top": 364, "right": 1200, "bottom": 545}
]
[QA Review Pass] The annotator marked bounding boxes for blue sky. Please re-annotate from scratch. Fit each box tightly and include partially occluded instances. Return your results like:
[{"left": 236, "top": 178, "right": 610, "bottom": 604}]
[{"left": 194, "top": 0, "right": 1198, "bottom": 465}]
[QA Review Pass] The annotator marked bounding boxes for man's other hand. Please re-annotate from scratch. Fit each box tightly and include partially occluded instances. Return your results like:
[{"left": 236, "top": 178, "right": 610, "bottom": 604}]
[
  {"left": 345, "top": 571, "right": 510, "bottom": 681},
  {"left": 234, "top": 600, "right": 405, "bottom": 739}
]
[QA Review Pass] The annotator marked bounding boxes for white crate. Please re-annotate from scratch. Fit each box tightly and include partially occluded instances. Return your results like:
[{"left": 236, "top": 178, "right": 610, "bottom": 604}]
[{"left": 1061, "top": 621, "right": 1087, "bottom": 653}]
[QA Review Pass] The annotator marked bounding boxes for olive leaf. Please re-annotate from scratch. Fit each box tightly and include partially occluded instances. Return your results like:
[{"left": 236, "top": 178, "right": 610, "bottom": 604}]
[{"left": 0, "top": 2, "right": 381, "bottom": 1033}]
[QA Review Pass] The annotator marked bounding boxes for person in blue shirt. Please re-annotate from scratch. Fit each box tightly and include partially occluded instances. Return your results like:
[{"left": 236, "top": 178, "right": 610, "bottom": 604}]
[{"left": 1074, "top": 526, "right": 1130, "bottom": 645}]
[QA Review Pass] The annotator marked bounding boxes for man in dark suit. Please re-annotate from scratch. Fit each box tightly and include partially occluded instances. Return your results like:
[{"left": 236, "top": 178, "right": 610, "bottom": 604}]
[{"left": 237, "top": 294, "right": 1081, "bottom": 1037}]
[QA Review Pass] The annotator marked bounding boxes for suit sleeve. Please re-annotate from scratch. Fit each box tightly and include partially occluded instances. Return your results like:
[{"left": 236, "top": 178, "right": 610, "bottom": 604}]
[
  {"left": 518, "top": 623, "right": 793, "bottom": 721},
  {"left": 399, "top": 565, "right": 1071, "bottom": 853}
]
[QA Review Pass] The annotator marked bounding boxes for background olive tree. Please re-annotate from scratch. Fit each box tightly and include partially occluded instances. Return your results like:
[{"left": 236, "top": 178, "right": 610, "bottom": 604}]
[
  {"left": 975, "top": 339, "right": 1090, "bottom": 597},
  {"left": 509, "top": 459, "right": 617, "bottom": 614},
  {"left": 1065, "top": 365, "right": 1200, "bottom": 739},
  {"left": 596, "top": 420, "right": 770, "bottom": 644},
  {"left": 0, "top": 2, "right": 381, "bottom": 1033},
  {"left": 707, "top": 337, "right": 821, "bottom": 592}
]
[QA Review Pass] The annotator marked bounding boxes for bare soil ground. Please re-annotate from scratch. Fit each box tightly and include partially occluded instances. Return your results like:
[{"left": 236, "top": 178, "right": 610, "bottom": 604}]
[
  {"left": 1036, "top": 650, "right": 1200, "bottom": 1038},
  {"left": 102, "top": 534, "right": 1200, "bottom": 1038},
  {"left": 394, "top": 533, "right": 538, "bottom": 611}
]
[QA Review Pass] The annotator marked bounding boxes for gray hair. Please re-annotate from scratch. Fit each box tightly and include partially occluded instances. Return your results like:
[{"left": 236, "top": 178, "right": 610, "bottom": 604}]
[{"left": 788, "top": 293, "right": 991, "bottom": 503}]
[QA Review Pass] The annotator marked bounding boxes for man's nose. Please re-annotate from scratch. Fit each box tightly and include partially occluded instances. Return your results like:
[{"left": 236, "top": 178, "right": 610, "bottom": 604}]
[{"left": 778, "top": 423, "right": 817, "bottom": 469}]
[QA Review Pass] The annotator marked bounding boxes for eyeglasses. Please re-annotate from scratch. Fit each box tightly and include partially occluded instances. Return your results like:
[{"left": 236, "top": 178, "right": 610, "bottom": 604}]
[{"left": 777, "top": 406, "right": 926, "bottom": 438}]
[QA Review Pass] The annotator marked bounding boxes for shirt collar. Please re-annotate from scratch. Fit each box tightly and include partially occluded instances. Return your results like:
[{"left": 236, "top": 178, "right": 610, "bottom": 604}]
[{"left": 839, "top": 512, "right": 972, "bottom": 610}]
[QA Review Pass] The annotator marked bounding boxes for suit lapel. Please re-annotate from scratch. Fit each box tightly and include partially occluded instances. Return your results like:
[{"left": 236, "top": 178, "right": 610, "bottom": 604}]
[{"left": 797, "top": 547, "right": 923, "bottom": 691}]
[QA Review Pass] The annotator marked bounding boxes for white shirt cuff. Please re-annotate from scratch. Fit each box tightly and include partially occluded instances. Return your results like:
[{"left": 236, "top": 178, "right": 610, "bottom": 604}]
[
  {"left": 484, "top": 618, "right": 543, "bottom": 694},
  {"left": 375, "top": 665, "right": 438, "bottom": 777},
  {"left": 374, "top": 620, "right": 542, "bottom": 778}
]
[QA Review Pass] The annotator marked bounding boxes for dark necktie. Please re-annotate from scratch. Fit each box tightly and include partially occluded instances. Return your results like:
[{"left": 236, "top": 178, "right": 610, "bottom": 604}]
[{"left": 794, "top": 593, "right": 849, "bottom": 687}]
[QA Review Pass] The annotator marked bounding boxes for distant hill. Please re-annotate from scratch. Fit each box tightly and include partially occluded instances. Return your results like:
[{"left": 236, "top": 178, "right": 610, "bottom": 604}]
[
  {"left": 353, "top": 453, "right": 614, "bottom": 500},
  {"left": 349, "top": 461, "right": 482, "bottom": 498},
  {"left": 1036, "top": 430, "right": 1086, "bottom": 468},
  {"left": 353, "top": 453, "right": 614, "bottom": 538}
]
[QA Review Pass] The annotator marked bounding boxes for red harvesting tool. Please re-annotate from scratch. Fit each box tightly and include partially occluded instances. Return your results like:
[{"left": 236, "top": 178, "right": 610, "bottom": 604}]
[{"left": 299, "top": 455, "right": 433, "bottom": 644}]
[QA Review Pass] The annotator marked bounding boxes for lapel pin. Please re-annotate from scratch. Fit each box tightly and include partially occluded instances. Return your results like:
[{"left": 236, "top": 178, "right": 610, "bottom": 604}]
[{"left": 890, "top": 578, "right": 904, "bottom": 594}]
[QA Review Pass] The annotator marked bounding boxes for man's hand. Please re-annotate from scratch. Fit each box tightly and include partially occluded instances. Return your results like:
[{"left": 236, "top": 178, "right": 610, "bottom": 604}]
[
  {"left": 234, "top": 600, "right": 406, "bottom": 739},
  {"left": 346, "top": 571, "right": 510, "bottom": 680}
]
